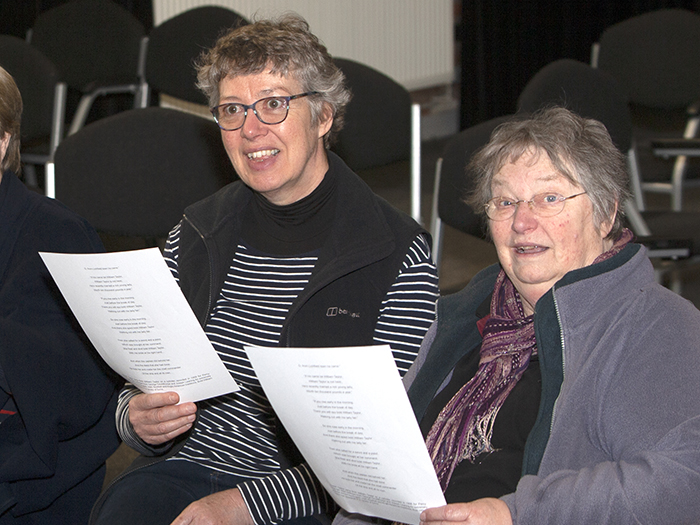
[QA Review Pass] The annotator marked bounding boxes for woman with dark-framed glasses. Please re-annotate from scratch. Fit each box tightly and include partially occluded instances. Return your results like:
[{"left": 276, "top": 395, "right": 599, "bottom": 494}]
[
  {"left": 90, "top": 13, "right": 439, "bottom": 525},
  {"left": 404, "top": 107, "right": 700, "bottom": 524}
]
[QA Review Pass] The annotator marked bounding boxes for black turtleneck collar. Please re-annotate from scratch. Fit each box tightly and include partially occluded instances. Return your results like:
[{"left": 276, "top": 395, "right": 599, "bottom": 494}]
[{"left": 240, "top": 158, "right": 338, "bottom": 255}]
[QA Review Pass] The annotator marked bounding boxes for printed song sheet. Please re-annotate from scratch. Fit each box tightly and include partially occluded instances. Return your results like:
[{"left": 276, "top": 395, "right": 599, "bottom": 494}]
[
  {"left": 246, "top": 345, "right": 445, "bottom": 525},
  {"left": 40, "top": 248, "right": 238, "bottom": 403}
]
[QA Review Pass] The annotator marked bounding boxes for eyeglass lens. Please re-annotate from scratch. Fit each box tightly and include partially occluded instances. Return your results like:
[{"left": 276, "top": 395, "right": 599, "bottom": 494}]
[
  {"left": 214, "top": 96, "right": 291, "bottom": 130},
  {"left": 485, "top": 192, "right": 585, "bottom": 220},
  {"left": 211, "top": 92, "right": 317, "bottom": 131}
]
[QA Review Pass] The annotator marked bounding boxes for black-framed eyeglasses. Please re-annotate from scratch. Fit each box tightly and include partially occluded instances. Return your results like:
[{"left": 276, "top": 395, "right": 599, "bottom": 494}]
[
  {"left": 484, "top": 192, "right": 587, "bottom": 221},
  {"left": 210, "top": 91, "right": 319, "bottom": 131}
]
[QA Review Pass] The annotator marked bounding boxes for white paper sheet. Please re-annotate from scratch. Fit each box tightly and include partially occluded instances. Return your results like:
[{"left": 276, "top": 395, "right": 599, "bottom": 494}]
[
  {"left": 246, "top": 345, "right": 446, "bottom": 525},
  {"left": 40, "top": 248, "right": 239, "bottom": 403}
]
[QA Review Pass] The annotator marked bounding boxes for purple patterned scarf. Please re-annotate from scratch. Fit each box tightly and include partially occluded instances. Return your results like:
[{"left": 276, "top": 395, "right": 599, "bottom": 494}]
[{"left": 425, "top": 228, "right": 633, "bottom": 490}]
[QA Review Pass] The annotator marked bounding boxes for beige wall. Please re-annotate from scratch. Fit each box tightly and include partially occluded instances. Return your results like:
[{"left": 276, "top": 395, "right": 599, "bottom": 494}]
[{"left": 152, "top": 0, "right": 454, "bottom": 91}]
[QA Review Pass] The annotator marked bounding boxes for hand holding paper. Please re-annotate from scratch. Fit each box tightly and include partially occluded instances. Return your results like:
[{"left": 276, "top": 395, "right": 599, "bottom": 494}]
[
  {"left": 128, "top": 390, "right": 198, "bottom": 445},
  {"left": 40, "top": 248, "right": 238, "bottom": 403},
  {"left": 246, "top": 345, "right": 446, "bottom": 525}
]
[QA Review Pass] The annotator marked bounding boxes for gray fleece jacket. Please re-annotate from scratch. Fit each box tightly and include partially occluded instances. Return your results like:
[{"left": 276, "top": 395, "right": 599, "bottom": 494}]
[{"left": 406, "top": 243, "right": 700, "bottom": 524}]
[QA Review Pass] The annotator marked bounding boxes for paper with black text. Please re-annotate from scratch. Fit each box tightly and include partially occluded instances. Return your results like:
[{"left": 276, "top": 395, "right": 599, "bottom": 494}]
[
  {"left": 246, "top": 345, "right": 445, "bottom": 525},
  {"left": 40, "top": 248, "right": 239, "bottom": 403}
]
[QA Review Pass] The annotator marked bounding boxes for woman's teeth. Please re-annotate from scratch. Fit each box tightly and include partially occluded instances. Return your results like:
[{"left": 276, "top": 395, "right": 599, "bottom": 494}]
[
  {"left": 517, "top": 245, "right": 540, "bottom": 253},
  {"left": 247, "top": 149, "right": 279, "bottom": 159}
]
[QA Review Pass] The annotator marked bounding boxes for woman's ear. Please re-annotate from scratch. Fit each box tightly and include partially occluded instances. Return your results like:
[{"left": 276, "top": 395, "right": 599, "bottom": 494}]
[
  {"left": 601, "top": 201, "right": 619, "bottom": 238},
  {"left": 317, "top": 103, "right": 334, "bottom": 139}
]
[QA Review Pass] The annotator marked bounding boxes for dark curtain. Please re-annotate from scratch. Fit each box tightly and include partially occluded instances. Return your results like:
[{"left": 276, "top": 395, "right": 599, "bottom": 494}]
[{"left": 459, "top": 0, "right": 700, "bottom": 129}]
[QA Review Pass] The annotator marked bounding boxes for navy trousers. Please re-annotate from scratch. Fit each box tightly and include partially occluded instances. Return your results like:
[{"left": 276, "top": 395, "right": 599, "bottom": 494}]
[
  {"left": 0, "top": 465, "right": 104, "bottom": 525},
  {"left": 91, "top": 459, "right": 327, "bottom": 525}
]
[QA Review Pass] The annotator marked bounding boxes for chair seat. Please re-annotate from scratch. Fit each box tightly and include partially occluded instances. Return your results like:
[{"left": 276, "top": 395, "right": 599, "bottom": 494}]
[{"left": 639, "top": 210, "right": 700, "bottom": 254}]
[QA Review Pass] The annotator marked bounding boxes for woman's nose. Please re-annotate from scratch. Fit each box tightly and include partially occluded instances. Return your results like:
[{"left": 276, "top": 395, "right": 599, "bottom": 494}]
[
  {"left": 511, "top": 201, "right": 538, "bottom": 231},
  {"left": 240, "top": 109, "right": 266, "bottom": 138}
]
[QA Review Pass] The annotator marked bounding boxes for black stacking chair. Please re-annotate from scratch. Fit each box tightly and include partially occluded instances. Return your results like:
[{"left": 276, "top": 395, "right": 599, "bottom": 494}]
[
  {"left": 52, "top": 107, "right": 236, "bottom": 246},
  {"left": 0, "top": 35, "right": 66, "bottom": 193},
  {"left": 28, "top": 0, "right": 146, "bottom": 136},
  {"left": 137, "top": 5, "right": 248, "bottom": 109},
  {"left": 592, "top": 8, "right": 700, "bottom": 211},
  {"left": 331, "top": 58, "right": 423, "bottom": 223}
]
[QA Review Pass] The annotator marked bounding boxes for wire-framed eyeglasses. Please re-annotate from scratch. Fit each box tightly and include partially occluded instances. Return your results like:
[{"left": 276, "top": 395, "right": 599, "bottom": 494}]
[
  {"left": 484, "top": 192, "right": 587, "bottom": 221},
  {"left": 210, "top": 91, "right": 319, "bottom": 131}
]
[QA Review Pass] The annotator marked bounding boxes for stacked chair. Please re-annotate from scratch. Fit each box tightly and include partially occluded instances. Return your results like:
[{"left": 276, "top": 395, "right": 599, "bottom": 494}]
[
  {"left": 28, "top": 0, "right": 146, "bottom": 136},
  {"left": 592, "top": 8, "right": 700, "bottom": 211}
]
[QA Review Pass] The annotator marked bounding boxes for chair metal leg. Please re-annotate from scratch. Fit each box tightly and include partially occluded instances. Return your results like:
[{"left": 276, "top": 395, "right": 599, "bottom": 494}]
[
  {"left": 45, "top": 162, "right": 55, "bottom": 199},
  {"left": 670, "top": 115, "right": 700, "bottom": 211},
  {"left": 430, "top": 158, "right": 444, "bottom": 268},
  {"left": 411, "top": 103, "right": 422, "bottom": 225}
]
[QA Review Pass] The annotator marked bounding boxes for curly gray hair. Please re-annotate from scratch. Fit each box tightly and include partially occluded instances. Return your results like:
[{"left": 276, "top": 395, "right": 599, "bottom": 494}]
[{"left": 196, "top": 13, "right": 351, "bottom": 148}]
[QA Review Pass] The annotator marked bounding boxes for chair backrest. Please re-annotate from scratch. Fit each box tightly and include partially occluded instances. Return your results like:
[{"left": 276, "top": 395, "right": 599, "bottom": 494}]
[
  {"left": 436, "top": 116, "right": 510, "bottom": 238},
  {"left": 331, "top": 57, "right": 412, "bottom": 171},
  {"left": 595, "top": 8, "right": 700, "bottom": 110},
  {"left": 331, "top": 57, "right": 422, "bottom": 222},
  {"left": 143, "top": 6, "right": 248, "bottom": 106},
  {"left": 53, "top": 107, "right": 236, "bottom": 240},
  {"left": 517, "top": 59, "right": 633, "bottom": 153},
  {"left": 517, "top": 58, "right": 651, "bottom": 213},
  {"left": 0, "top": 35, "right": 64, "bottom": 151},
  {"left": 429, "top": 116, "right": 509, "bottom": 268},
  {"left": 29, "top": 0, "right": 145, "bottom": 92}
]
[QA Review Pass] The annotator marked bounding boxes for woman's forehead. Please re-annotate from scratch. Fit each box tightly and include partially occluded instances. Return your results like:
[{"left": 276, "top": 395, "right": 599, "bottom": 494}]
[
  {"left": 493, "top": 153, "right": 555, "bottom": 182},
  {"left": 491, "top": 148, "right": 579, "bottom": 189}
]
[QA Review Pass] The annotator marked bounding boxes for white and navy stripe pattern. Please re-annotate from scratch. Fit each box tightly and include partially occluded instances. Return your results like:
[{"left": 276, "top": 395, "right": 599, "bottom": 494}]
[
  {"left": 175, "top": 243, "right": 318, "bottom": 480},
  {"left": 375, "top": 236, "right": 440, "bottom": 370},
  {"left": 117, "top": 223, "right": 438, "bottom": 524}
]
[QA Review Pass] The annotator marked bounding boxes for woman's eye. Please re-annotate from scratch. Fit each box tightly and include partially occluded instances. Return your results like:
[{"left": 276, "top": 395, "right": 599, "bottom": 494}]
[
  {"left": 223, "top": 105, "right": 240, "bottom": 116},
  {"left": 542, "top": 194, "right": 560, "bottom": 204},
  {"left": 265, "top": 98, "right": 284, "bottom": 110}
]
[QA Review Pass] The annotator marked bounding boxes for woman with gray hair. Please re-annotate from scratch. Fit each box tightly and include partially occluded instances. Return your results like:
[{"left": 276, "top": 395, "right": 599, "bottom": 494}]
[
  {"left": 91, "top": 13, "right": 438, "bottom": 525},
  {"left": 404, "top": 106, "right": 700, "bottom": 524}
]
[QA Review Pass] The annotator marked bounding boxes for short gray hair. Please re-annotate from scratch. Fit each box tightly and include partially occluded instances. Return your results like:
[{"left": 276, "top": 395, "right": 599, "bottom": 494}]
[
  {"left": 466, "top": 106, "right": 630, "bottom": 240},
  {"left": 196, "top": 13, "right": 351, "bottom": 148}
]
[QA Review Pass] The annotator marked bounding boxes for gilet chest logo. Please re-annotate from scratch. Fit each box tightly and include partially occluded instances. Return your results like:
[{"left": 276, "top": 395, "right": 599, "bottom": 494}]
[{"left": 326, "top": 306, "right": 361, "bottom": 318}]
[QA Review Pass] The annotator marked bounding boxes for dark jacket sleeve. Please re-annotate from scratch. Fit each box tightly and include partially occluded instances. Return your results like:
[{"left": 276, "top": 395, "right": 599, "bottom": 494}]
[{"left": 0, "top": 198, "right": 122, "bottom": 516}]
